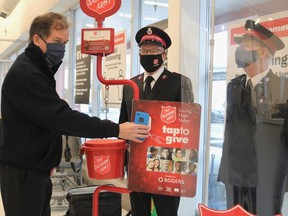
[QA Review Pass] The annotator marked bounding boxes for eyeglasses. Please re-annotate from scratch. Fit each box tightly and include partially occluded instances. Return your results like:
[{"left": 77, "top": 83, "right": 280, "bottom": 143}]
[{"left": 139, "top": 48, "right": 164, "bottom": 55}]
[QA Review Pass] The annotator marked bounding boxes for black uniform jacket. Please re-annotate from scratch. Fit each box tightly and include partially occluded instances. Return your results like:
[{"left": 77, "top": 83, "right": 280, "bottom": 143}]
[
  {"left": 218, "top": 74, "right": 258, "bottom": 187},
  {"left": 0, "top": 43, "right": 119, "bottom": 172},
  {"left": 218, "top": 71, "right": 288, "bottom": 212},
  {"left": 119, "top": 68, "right": 194, "bottom": 123}
]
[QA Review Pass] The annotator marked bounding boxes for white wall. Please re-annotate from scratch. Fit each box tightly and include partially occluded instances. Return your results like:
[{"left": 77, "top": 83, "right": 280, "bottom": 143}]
[{"left": 0, "top": 0, "right": 79, "bottom": 58}]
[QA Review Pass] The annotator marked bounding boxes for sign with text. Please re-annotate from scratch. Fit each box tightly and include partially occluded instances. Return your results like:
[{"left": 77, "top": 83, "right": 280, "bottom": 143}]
[
  {"left": 75, "top": 45, "right": 91, "bottom": 104},
  {"left": 80, "top": 0, "right": 121, "bottom": 21},
  {"left": 102, "top": 30, "right": 126, "bottom": 107},
  {"left": 128, "top": 100, "right": 201, "bottom": 197},
  {"left": 81, "top": 28, "right": 114, "bottom": 54}
]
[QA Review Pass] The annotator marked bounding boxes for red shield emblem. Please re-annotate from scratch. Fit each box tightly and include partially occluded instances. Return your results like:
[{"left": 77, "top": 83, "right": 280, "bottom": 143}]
[
  {"left": 153, "top": 58, "right": 159, "bottom": 65},
  {"left": 160, "top": 106, "right": 176, "bottom": 124},
  {"left": 80, "top": 0, "right": 121, "bottom": 21},
  {"left": 86, "top": 0, "right": 116, "bottom": 15},
  {"left": 94, "top": 155, "right": 111, "bottom": 175},
  {"left": 198, "top": 204, "right": 256, "bottom": 216}
]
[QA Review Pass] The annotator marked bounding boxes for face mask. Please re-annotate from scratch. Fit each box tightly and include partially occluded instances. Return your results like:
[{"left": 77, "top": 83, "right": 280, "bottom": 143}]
[
  {"left": 140, "top": 53, "right": 164, "bottom": 73},
  {"left": 235, "top": 46, "right": 259, "bottom": 68},
  {"left": 40, "top": 36, "right": 65, "bottom": 66}
]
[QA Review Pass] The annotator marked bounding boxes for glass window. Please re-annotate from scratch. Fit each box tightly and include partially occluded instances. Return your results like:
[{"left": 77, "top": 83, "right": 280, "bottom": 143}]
[
  {"left": 71, "top": 1, "right": 169, "bottom": 123},
  {"left": 141, "top": 0, "right": 168, "bottom": 27},
  {"left": 208, "top": 31, "right": 227, "bottom": 209},
  {"left": 209, "top": 1, "right": 288, "bottom": 214},
  {"left": 99, "top": 0, "right": 133, "bottom": 122},
  {"left": 71, "top": 9, "right": 96, "bottom": 114}
]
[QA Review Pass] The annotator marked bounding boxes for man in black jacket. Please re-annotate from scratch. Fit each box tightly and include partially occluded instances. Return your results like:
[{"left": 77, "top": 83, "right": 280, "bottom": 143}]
[
  {"left": 218, "top": 20, "right": 288, "bottom": 215},
  {"left": 119, "top": 26, "right": 194, "bottom": 216},
  {"left": 0, "top": 12, "right": 149, "bottom": 216}
]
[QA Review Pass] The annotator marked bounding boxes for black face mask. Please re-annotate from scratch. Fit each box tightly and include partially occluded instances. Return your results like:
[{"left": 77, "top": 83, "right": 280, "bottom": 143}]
[
  {"left": 140, "top": 53, "right": 164, "bottom": 73},
  {"left": 235, "top": 46, "right": 260, "bottom": 68},
  {"left": 39, "top": 35, "right": 65, "bottom": 67}
]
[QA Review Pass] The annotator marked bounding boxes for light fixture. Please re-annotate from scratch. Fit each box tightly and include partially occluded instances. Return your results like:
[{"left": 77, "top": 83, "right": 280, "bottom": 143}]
[
  {"left": 144, "top": 17, "right": 159, "bottom": 21},
  {"left": 144, "top": 1, "right": 168, "bottom": 8},
  {"left": 86, "top": 23, "right": 94, "bottom": 28},
  {"left": 119, "top": 13, "right": 131, "bottom": 18}
]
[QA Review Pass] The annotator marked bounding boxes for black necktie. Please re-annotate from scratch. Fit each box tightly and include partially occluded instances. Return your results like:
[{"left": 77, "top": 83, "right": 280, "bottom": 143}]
[
  {"left": 144, "top": 76, "right": 154, "bottom": 98},
  {"left": 248, "top": 79, "right": 258, "bottom": 108},
  {"left": 247, "top": 78, "right": 253, "bottom": 90},
  {"left": 242, "top": 78, "right": 252, "bottom": 106}
]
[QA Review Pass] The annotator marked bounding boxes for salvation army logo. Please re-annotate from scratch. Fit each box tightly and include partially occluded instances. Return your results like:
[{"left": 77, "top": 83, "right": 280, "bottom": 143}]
[
  {"left": 161, "top": 106, "right": 177, "bottom": 124},
  {"left": 86, "top": 0, "right": 116, "bottom": 14},
  {"left": 94, "top": 155, "right": 111, "bottom": 175},
  {"left": 198, "top": 204, "right": 256, "bottom": 216},
  {"left": 153, "top": 58, "right": 159, "bottom": 65}
]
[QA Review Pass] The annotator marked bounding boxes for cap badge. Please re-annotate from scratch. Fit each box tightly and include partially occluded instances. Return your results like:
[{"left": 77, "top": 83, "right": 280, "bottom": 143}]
[{"left": 147, "top": 28, "right": 153, "bottom": 35}]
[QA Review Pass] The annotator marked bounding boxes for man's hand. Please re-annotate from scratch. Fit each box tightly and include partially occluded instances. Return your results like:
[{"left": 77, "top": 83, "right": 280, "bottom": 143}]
[{"left": 119, "top": 122, "right": 150, "bottom": 143}]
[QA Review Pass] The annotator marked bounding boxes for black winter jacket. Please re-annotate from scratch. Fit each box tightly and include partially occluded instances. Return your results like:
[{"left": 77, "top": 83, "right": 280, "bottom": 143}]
[{"left": 0, "top": 43, "right": 119, "bottom": 172}]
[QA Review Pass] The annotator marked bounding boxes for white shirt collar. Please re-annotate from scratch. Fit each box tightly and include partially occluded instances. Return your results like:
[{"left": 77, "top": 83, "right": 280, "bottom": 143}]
[
  {"left": 247, "top": 69, "right": 270, "bottom": 89},
  {"left": 143, "top": 66, "right": 164, "bottom": 83}
]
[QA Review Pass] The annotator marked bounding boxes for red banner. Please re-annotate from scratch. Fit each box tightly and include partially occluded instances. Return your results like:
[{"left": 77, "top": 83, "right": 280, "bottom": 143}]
[
  {"left": 128, "top": 100, "right": 201, "bottom": 197},
  {"left": 230, "top": 17, "right": 288, "bottom": 45}
]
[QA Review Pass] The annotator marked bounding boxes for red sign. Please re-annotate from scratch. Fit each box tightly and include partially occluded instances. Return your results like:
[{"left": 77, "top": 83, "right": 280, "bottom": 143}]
[
  {"left": 198, "top": 204, "right": 283, "bottom": 216},
  {"left": 230, "top": 17, "right": 288, "bottom": 45},
  {"left": 80, "top": 0, "right": 121, "bottom": 21},
  {"left": 198, "top": 204, "right": 254, "bottom": 216},
  {"left": 114, "top": 32, "right": 125, "bottom": 46},
  {"left": 81, "top": 28, "right": 114, "bottom": 54},
  {"left": 128, "top": 100, "right": 201, "bottom": 197}
]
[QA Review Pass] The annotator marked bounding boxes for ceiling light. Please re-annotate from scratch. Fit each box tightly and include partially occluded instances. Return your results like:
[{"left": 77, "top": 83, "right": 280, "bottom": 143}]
[
  {"left": 119, "top": 13, "right": 131, "bottom": 18},
  {"left": 86, "top": 23, "right": 94, "bottom": 28},
  {"left": 144, "top": 1, "right": 169, "bottom": 8},
  {"left": 144, "top": 17, "right": 159, "bottom": 21}
]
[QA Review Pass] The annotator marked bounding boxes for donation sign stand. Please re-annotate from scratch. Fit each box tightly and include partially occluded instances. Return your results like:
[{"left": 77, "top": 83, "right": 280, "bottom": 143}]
[
  {"left": 128, "top": 100, "right": 201, "bottom": 197},
  {"left": 79, "top": 1, "right": 135, "bottom": 215}
]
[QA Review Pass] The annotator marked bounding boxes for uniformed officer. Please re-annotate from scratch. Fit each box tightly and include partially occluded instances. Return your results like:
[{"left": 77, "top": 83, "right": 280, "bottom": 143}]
[
  {"left": 218, "top": 19, "right": 288, "bottom": 216},
  {"left": 119, "top": 26, "right": 194, "bottom": 216}
]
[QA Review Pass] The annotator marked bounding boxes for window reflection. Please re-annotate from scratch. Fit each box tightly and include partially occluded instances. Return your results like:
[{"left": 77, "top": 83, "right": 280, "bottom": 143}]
[{"left": 210, "top": 0, "right": 288, "bottom": 214}]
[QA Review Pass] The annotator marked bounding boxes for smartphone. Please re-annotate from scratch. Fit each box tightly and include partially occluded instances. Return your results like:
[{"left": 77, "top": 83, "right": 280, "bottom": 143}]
[{"left": 134, "top": 111, "right": 151, "bottom": 140}]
